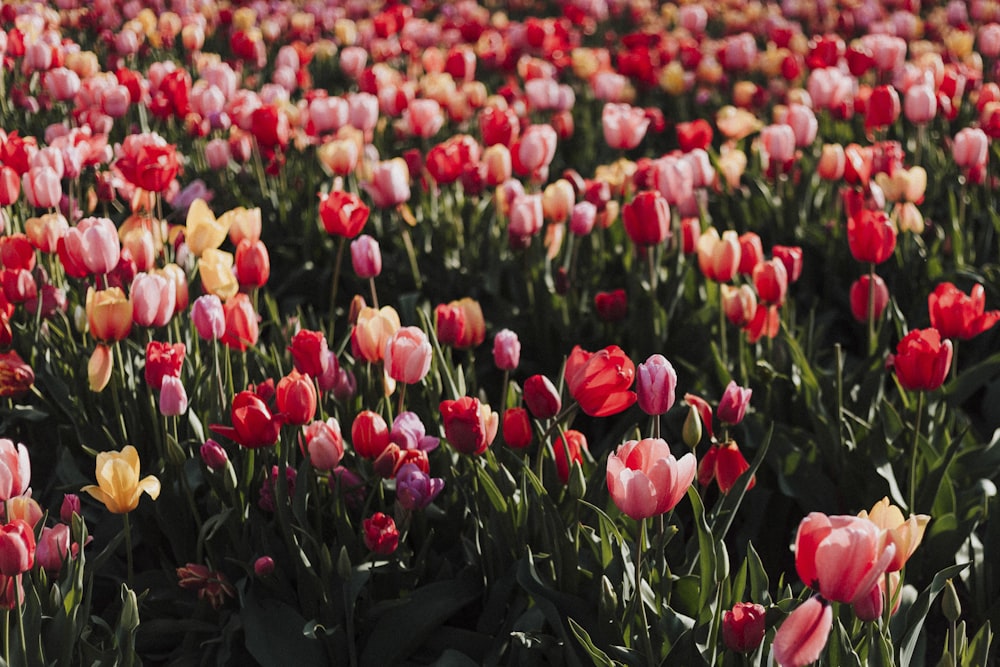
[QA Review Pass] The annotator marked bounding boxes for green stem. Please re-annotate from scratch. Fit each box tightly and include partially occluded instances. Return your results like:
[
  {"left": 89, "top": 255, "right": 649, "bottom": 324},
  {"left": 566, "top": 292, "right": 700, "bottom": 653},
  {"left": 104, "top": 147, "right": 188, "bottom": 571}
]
[
  {"left": 909, "top": 391, "right": 925, "bottom": 514},
  {"left": 867, "top": 263, "right": 877, "bottom": 356},
  {"left": 14, "top": 577, "right": 25, "bottom": 664},
  {"left": 400, "top": 224, "right": 423, "bottom": 290},
  {"left": 123, "top": 513, "right": 134, "bottom": 590},
  {"left": 634, "top": 518, "right": 655, "bottom": 664},
  {"left": 329, "top": 236, "right": 346, "bottom": 329}
]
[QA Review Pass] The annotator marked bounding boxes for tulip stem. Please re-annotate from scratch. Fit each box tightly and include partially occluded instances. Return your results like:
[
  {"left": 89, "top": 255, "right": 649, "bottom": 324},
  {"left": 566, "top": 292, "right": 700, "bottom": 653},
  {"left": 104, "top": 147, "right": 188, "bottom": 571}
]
[
  {"left": 328, "top": 236, "right": 346, "bottom": 327},
  {"left": 2, "top": 609, "right": 7, "bottom": 665},
  {"left": 368, "top": 277, "right": 379, "bottom": 309},
  {"left": 123, "top": 513, "right": 134, "bottom": 590},
  {"left": 867, "top": 263, "right": 877, "bottom": 356},
  {"left": 400, "top": 225, "right": 423, "bottom": 291},
  {"left": 909, "top": 391, "right": 924, "bottom": 514},
  {"left": 633, "top": 518, "right": 655, "bottom": 665},
  {"left": 14, "top": 578, "right": 25, "bottom": 664}
]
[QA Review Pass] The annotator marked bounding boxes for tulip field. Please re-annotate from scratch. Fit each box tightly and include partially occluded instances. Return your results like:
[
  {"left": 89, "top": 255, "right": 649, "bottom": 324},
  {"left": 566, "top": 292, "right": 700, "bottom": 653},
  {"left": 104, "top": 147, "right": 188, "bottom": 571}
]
[{"left": 3, "top": 0, "right": 1000, "bottom": 665}]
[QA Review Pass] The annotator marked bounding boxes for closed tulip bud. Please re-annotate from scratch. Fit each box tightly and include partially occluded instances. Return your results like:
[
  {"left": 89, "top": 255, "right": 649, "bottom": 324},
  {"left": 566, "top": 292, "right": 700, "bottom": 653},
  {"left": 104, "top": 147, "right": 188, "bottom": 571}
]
[
  {"left": 848, "top": 209, "right": 896, "bottom": 265},
  {"left": 4, "top": 496, "right": 41, "bottom": 528},
  {"left": 277, "top": 370, "right": 317, "bottom": 425},
  {"left": 553, "top": 430, "right": 587, "bottom": 485},
  {"left": 60, "top": 494, "right": 81, "bottom": 523},
  {"left": 234, "top": 239, "right": 270, "bottom": 288},
  {"left": 254, "top": 556, "right": 275, "bottom": 577},
  {"left": 88, "top": 344, "right": 113, "bottom": 392},
  {"left": 384, "top": 327, "right": 432, "bottom": 385},
  {"left": 904, "top": 84, "right": 937, "bottom": 125},
  {"left": 200, "top": 439, "right": 229, "bottom": 471},
  {"left": 849, "top": 274, "right": 890, "bottom": 323},
  {"left": 697, "top": 229, "right": 741, "bottom": 283},
  {"left": 221, "top": 293, "right": 259, "bottom": 352},
  {"left": 752, "top": 258, "right": 788, "bottom": 305},
  {"left": 86, "top": 287, "right": 133, "bottom": 342},
  {"left": 953, "top": 128, "right": 989, "bottom": 169},
  {"left": 636, "top": 354, "right": 677, "bottom": 416},
  {"left": 303, "top": 418, "right": 344, "bottom": 471},
  {"left": 0, "top": 520, "right": 36, "bottom": 575},
  {"left": 818, "top": 143, "right": 846, "bottom": 180},
  {"left": 350, "top": 235, "right": 381, "bottom": 278},
  {"left": 492, "top": 329, "right": 520, "bottom": 371},
  {"left": 718, "top": 381, "right": 752, "bottom": 425},
  {"left": 891, "top": 328, "right": 952, "bottom": 392},
  {"left": 542, "top": 179, "right": 575, "bottom": 223},
  {"left": 502, "top": 407, "right": 533, "bottom": 449},
  {"left": 191, "top": 294, "right": 225, "bottom": 341},
  {"left": 352, "top": 410, "right": 391, "bottom": 459},
  {"left": 569, "top": 201, "right": 597, "bottom": 236},
  {"left": 524, "top": 374, "right": 562, "bottom": 419},
  {"left": 737, "top": 232, "right": 764, "bottom": 276},
  {"left": 36, "top": 525, "right": 71, "bottom": 574},
  {"left": 158, "top": 376, "right": 188, "bottom": 416},
  {"left": 722, "top": 285, "right": 758, "bottom": 327}
]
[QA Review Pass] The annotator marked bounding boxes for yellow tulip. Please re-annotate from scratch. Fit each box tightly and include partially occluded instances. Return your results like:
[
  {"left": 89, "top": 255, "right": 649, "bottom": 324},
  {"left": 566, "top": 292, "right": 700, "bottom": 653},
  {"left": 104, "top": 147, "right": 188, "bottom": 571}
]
[
  {"left": 858, "top": 497, "right": 930, "bottom": 572},
  {"left": 198, "top": 248, "right": 239, "bottom": 301},
  {"left": 81, "top": 446, "right": 160, "bottom": 514},
  {"left": 185, "top": 199, "right": 230, "bottom": 258}
]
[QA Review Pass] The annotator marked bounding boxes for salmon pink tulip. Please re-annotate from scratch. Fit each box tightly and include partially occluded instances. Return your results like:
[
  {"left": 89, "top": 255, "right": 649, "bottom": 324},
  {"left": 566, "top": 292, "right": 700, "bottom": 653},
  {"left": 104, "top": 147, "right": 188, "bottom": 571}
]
[
  {"left": 606, "top": 438, "right": 696, "bottom": 520},
  {"left": 773, "top": 597, "right": 832, "bottom": 667},
  {"left": 565, "top": 345, "right": 637, "bottom": 417}
]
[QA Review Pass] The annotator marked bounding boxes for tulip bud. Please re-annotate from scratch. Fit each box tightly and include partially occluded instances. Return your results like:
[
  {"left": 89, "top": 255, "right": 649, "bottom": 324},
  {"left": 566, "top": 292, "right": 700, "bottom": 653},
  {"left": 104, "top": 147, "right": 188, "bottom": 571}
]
[
  {"left": 200, "top": 439, "right": 229, "bottom": 471},
  {"left": 502, "top": 407, "right": 533, "bottom": 449},
  {"left": 492, "top": 329, "right": 521, "bottom": 371},
  {"left": 636, "top": 354, "right": 677, "bottom": 416},
  {"left": 718, "top": 381, "right": 752, "bottom": 425},
  {"left": 942, "top": 578, "right": 961, "bottom": 624},
  {"left": 683, "top": 405, "right": 703, "bottom": 447},
  {"left": 88, "top": 344, "right": 113, "bottom": 392},
  {"left": 722, "top": 602, "right": 766, "bottom": 653},
  {"left": 254, "top": 556, "right": 275, "bottom": 577},
  {"left": 523, "top": 374, "right": 561, "bottom": 419},
  {"left": 60, "top": 494, "right": 81, "bottom": 524}
]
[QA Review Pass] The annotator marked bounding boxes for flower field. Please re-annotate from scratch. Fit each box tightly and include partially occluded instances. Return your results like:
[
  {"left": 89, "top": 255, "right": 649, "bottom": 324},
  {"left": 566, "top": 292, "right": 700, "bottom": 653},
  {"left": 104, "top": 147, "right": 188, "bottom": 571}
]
[{"left": 0, "top": 0, "right": 999, "bottom": 664}]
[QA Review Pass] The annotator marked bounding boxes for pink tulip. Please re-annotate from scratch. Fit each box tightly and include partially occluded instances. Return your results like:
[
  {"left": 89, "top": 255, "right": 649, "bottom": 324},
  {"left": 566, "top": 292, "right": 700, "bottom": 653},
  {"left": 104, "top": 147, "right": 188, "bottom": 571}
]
[
  {"left": 904, "top": 84, "right": 937, "bottom": 124},
  {"left": 515, "top": 124, "right": 557, "bottom": 175},
  {"left": 303, "top": 418, "right": 345, "bottom": 471},
  {"left": 363, "top": 159, "right": 410, "bottom": 208},
  {"left": 192, "top": 294, "right": 226, "bottom": 341},
  {"left": 606, "top": 438, "right": 696, "bottom": 520},
  {"left": 783, "top": 105, "right": 818, "bottom": 147},
  {"left": 492, "top": 329, "right": 520, "bottom": 371},
  {"left": 384, "top": 327, "right": 432, "bottom": 385},
  {"left": 773, "top": 597, "right": 833, "bottom": 667},
  {"left": 0, "top": 440, "right": 30, "bottom": 502},
  {"left": 403, "top": 99, "right": 444, "bottom": 138},
  {"left": 350, "top": 235, "right": 382, "bottom": 279},
  {"left": 36, "top": 524, "right": 72, "bottom": 574},
  {"left": 64, "top": 217, "right": 120, "bottom": 276},
  {"left": 636, "top": 354, "right": 677, "bottom": 416},
  {"left": 602, "top": 103, "right": 650, "bottom": 150},
  {"left": 22, "top": 166, "right": 61, "bottom": 209},
  {"left": 159, "top": 376, "right": 189, "bottom": 416},
  {"left": 717, "top": 381, "right": 752, "bottom": 425},
  {"left": 131, "top": 272, "right": 175, "bottom": 328},
  {"left": 953, "top": 128, "right": 989, "bottom": 169},
  {"left": 651, "top": 155, "right": 694, "bottom": 206},
  {"left": 347, "top": 92, "right": 379, "bottom": 134}
]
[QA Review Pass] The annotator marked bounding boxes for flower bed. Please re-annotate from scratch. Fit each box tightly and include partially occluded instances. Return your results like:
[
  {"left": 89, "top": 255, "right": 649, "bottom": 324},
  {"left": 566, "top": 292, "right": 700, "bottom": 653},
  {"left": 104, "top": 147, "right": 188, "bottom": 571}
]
[{"left": 0, "top": 0, "right": 997, "bottom": 664}]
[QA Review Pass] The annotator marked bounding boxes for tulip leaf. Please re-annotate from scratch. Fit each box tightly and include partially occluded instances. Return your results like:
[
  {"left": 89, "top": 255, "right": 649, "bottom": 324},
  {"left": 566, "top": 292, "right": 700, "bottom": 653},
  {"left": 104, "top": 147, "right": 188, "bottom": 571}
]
[
  {"left": 684, "top": 486, "right": 717, "bottom": 614},
  {"left": 474, "top": 462, "right": 508, "bottom": 513},
  {"left": 961, "top": 621, "right": 992, "bottom": 667},
  {"left": 898, "top": 562, "right": 970, "bottom": 666},
  {"left": 568, "top": 617, "right": 615, "bottom": 667},
  {"left": 242, "top": 589, "right": 327, "bottom": 667},
  {"left": 916, "top": 426, "right": 966, "bottom": 515}
]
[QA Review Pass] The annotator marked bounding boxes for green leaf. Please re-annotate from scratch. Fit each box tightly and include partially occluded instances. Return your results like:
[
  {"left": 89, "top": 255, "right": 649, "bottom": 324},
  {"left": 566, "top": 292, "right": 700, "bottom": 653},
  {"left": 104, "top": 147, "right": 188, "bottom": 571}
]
[
  {"left": 961, "top": 621, "right": 992, "bottom": 667},
  {"left": 359, "top": 573, "right": 481, "bottom": 666},
  {"left": 685, "top": 486, "right": 717, "bottom": 614},
  {"left": 242, "top": 589, "right": 328, "bottom": 667},
  {"left": 474, "top": 462, "right": 508, "bottom": 513},
  {"left": 568, "top": 618, "right": 615, "bottom": 667},
  {"left": 899, "top": 563, "right": 971, "bottom": 666}
]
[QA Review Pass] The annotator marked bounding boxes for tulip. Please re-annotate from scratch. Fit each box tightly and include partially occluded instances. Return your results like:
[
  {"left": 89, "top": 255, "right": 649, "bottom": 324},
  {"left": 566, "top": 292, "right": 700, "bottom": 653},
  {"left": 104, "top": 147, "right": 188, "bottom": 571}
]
[
  {"left": 722, "top": 602, "right": 766, "bottom": 653},
  {"left": 86, "top": 287, "right": 133, "bottom": 342},
  {"left": 302, "top": 418, "right": 344, "bottom": 471},
  {"left": 253, "top": 556, "right": 275, "bottom": 577},
  {"left": 606, "top": 438, "right": 696, "bottom": 520},
  {"left": 570, "top": 201, "right": 597, "bottom": 236},
  {"left": 858, "top": 497, "right": 930, "bottom": 572},
  {"left": 234, "top": 239, "right": 270, "bottom": 288},
  {"left": 752, "top": 258, "right": 788, "bottom": 306},
  {"left": 352, "top": 410, "right": 391, "bottom": 460},
  {"left": 131, "top": 272, "right": 175, "bottom": 328},
  {"left": 636, "top": 354, "right": 677, "bottom": 416},
  {"left": 258, "top": 465, "right": 297, "bottom": 513},
  {"left": 697, "top": 229, "right": 741, "bottom": 283},
  {"left": 159, "top": 376, "right": 189, "bottom": 416},
  {"left": 865, "top": 85, "right": 901, "bottom": 130},
  {"left": 698, "top": 440, "right": 754, "bottom": 493},
  {"left": 508, "top": 193, "right": 543, "bottom": 243},
  {"left": 22, "top": 166, "right": 61, "bottom": 209},
  {"left": 389, "top": 412, "right": 439, "bottom": 453},
  {"left": 353, "top": 306, "right": 401, "bottom": 363},
  {"left": 210, "top": 389, "right": 284, "bottom": 449},
  {"left": 794, "top": 513, "right": 896, "bottom": 604},
  {"left": 363, "top": 159, "right": 411, "bottom": 209},
  {"left": 350, "top": 235, "right": 382, "bottom": 279},
  {"left": 502, "top": 407, "right": 533, "bottom": 449},
  {"left": 717, "top": 381, "right": 752, "bottom": 425},
  {"left": 0, "top": 440, "right": 30, "bottom": 503},
  {"left": 191, "top": 295, "right": 225, "bottom": 341},
  {"left": 772, "top": 245, "right": 803, "bottom": 283},
  {"left": 81, "top": 445, "right": 160, "bottom": 514},
  {"left": 523, "top": 375, "right": 562, "bottom": 420},
  {"left": 319, "top": 190, "right": 370, "bottom": 238},
  {"left": 144, "top": 341, "right": 185, "bottom": 391},
  {"left": 36, "top": 524, "right": 72, "bottom": 574},
  {"left": 818, "top": 144, "right": 846, "bottom": 180},
  {"left": 185, "top": 199, "right": 230, "bottom": 258},
  {"left": 64, "top": 217, "right": 120, "bottom": 276},
  {"left": 363, "top": 512, "right": 399, "bottom": 555},
  {"left": 891, "top": 328, "right": 953, "bottom": 392},
  {"left": 952, "top": 127, "right": 988, "bottom": 170},
  {"left": 0, "top": 351, "right": 33, "bottom": 399},
  {"left": 199, "top": 249, "right": 239, "bottom": 301},
  {"left": 850, "top": 274, "right": 890, "bottom": 323},
  {"left": 904, "top": 84, "right": 937, "bottom": 125},
  {"left": 439, "top": 396, "right": 498, "bottom": 456},
  {"left": 176, "top": 563, "right": 236, "bottom": 609},
  {"left": 602, "top": 103, "right": 650, "bottom": 150},
  {"left": 384, "top": 327, "right": 432, "bottom": 385},
  {"left": 847, "top": 209, "right": 896, "bottom": 265},
  {"left": 221, "top": 294, "right": 260, "bottom": 352},
  {"left": 564, "top": 345, "right": 636, "bottom": 417},
  {"left": 542, "top": 179, "right": 575, "bottom": 223},
  {"left": 928, "top": 283, "right": 1000, "bottom": 341},
  {"left": 622, "top": 191, "right": 670, "bottom": 248},
  {"left": 553, "top": 430, "right": 587, "bottom": 484},
  {"left": 88, "top": 345, "right": 114, "bottom": 392},
  {"left": 395, "top": 462, "right": 444, "bottom": 511},
  {"left": 745, "top": 304, "right": 780, "bottom": 343},
  {"left": 722, "top": 285, "right": 757, "bottom": 328},
  {"left": 492, "top": 329, "right": 520, "bottom": 371},
  {"left": 594, "top": 289, "right": 627, "bottom": 322},
  {"left": 773, "top": 598, "right": 832, "bottom": 667},
  {"left": 0, "top": 167, "right": 19, "bottom": 206},
  {"left": 0, "top": 520, "right": 35, "bottom": 576},
  {"left": 737, "top": 233, "right": 764, "bottom": 276},
  {"left": 514, "top": 124, "right": 557, "bottom": 176},
  {"left": 277, "top": 370, "right": 317, "bottom": 426},
  {"left": 200, "top": 440, "right": 229, "bottom": 471}
]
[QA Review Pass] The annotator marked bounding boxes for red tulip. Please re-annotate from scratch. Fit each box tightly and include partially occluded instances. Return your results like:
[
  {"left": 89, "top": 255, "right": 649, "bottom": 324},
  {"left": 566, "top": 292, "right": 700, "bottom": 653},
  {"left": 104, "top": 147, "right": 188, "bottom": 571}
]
[
  {"left": 234, "top": 239, "right": 270, "bottom": 288},
  {"left": 439, "top": 396, "right": 498, "bottom": 456},
  {"left": 928, "top": 282, "right": 1000, "bottom": 341},
  {"left": 622, "top": 191, "right": 670, "bottom": 248},
  {"left": 0, "top": 520, "right": 35, "bottom": 575},
  {"left": 865, "top": 84, "right": 901, "bottom": 130},
  {"left": 564, "top": 345, "right": 637, "bottom": 417},
  {"left": 363, "top": 512, "right": 399, "bottom": 555},
  {"left": 890, "top": 328, "right": 953, "bottom": 391},
  {"left": 221, "top": 294, "right": 259, "bottom": 352},
  {"left": 288, "top": 329, "right": 331, "bottom": 378},
  {"left": 553, "top": 430, "right": 587, "bottom": 484},
  {"left": 752, "top": 258, "right": 788, "bottom": 305},
  {"left": 772, "top": 245, "right": 803, "bottom": 283},
  {"left": 737, "top": 232, "right": 763, "bottom": 276},
  {"left": 697, "top": 440, "right": 754, "bottom": 493},
  {"left": 676, "top": 119, "right": 713, "bottom": 152},
  {"left": 211, "top": 389, "right": 284, "bottom": 449},
  {"left": 277, "top": 370, "right": 317, "bottom": 426},
  {"left": 144, "top": 341, "right": 185, "bottom": 391},
  {"left": 523, "top": 374, "right": 562, "bottom": 419},
  {"left": 502, "top": 407, "right": 533, "bottom": 449},
  {"left": 594, "top": 289, "right": 627, "bottom": 322},
  {"left": 773, "top": 597, "right": 832, "bottom": 667},
  {"left": 722, "top": 602, "right": 766, "bottom": 653},
  {"left": 115, "top": 133, "right": 180, "bottom": 193},
  {"left": 352, "top": 410, "right": 391, "bottom": 459},
  {"left": 318, "top": 190, "right": 370, "bottom": 238},
  {"left": 847, "top": 209, "right": 896, "bottom": 264},
  {"left": 849, "top": 274, "right": 890, "bottom": 323}
]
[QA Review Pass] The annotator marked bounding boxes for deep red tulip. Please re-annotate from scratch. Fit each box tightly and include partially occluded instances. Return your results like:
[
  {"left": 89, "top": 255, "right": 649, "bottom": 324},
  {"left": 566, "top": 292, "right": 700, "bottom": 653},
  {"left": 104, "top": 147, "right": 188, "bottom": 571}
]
[
  {"left": 752, "top": 258, "right": 788, "bottom": 306},
  {"left": 502, "top": 407, "right": 533, "bottom": 449},
  {"left": 363, "top": 512, "right": 399, "bottom": 555},
  {"left": 439, "top": 396, "right": 498, "bottom": 456},
  {"left": 564, "top": 345, "right": 637, "bottom": 417},
  {"left": 144, "top": 341, "right": 185, "bottom": 391},
  {"left": 523, "top": 374, "right": 562, "bottom": 420},
  {"left": 890, "top": 328, "right": 953, "bottom": 391},
  {"left": 288, "top": 329, "right": 331, "bottom": 378},
  {"left": 351, "top": 410, "right": 391, "bottom": 459},
  {"left": 276, "top": 370, "right": 317, "bottom": 426},
  {"left": 849, "top": 274, "right": 890, "bottom": 323},
  {"left": 594, "top": 289, "right": 627, "bottom": 322},
  {"left": 676, "top": 119, "right": 713, "bottom": 152},
  {"left": 722, "top": 602, "right": 766, "bottom": 653},
  {"left": 865, "top": 85, "right": 901, "bottom": 130},
  {"left": 928, "top": 283, "right": 1000, "bottom": 341},
  {"left": 553, "top": 429, "right": 587, "bottom": 484}
]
